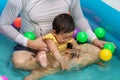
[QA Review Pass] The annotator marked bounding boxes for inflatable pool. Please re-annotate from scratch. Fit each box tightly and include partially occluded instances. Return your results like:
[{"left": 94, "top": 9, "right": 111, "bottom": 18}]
[
  {"left": 0, "top": 0, "right": 120, "bottom": 80},
  {"left": 81, "top": 0, "right": 120, "bottom": 57}
]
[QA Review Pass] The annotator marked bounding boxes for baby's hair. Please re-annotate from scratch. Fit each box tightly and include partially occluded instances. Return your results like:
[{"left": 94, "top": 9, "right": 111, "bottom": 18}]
[{"left": 52, "top": 13, "right": 75, "bottom": 34}]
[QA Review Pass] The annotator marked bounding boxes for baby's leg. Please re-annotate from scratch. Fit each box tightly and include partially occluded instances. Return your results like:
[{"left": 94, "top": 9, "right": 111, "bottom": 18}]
[
  {"left": 12, "top": 50, "right": 38, "bottom": 70},
  {"left": 37, "top": 51, "right": 48, "bottom": 68}
]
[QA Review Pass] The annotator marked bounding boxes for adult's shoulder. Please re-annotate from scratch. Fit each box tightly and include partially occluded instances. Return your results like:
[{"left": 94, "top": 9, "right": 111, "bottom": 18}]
[
  {"left": 67, "top": 0, "right": 80, "bottom": 6},
  {"left": 9, "top": 0, "right": 29, "bottom": 8}
]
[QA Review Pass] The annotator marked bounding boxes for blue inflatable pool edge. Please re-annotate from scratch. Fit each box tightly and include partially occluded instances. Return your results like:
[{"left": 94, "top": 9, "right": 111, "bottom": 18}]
[
  {"left": 81, "top": 0, "right": 120, "bottom": 57},
  {"left": 0, "top": 0, "right": 8, "bottom": 15}
]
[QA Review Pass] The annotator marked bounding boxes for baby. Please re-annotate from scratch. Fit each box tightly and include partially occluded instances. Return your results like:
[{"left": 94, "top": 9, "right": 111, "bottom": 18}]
[{"left": 37, "top": 13, "right": 75, "bottom": 70}]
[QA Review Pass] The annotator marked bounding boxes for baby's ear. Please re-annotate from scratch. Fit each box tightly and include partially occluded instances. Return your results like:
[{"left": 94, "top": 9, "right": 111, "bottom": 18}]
[
  {"left": 52, "top": 30, "right": 57, "bottom": 34},
  {"left": 67, "top": 43, "right": 73, "bottom": 49}
]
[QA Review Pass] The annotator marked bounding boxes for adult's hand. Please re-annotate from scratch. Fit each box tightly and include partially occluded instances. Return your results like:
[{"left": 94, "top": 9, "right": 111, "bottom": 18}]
[
  {"left": 27, "top": 37, "right": 48, "bottom": 51},
  {"left": 92, "top": 38, "right": 106, "bottom": 48}
]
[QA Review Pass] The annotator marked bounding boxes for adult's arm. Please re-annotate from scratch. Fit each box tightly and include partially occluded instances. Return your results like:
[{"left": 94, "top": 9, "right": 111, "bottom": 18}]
[
  {"left": 69, "top": 0, "right": 97, "bottom": 42},
  {"left": 0, "top": 0, "right": 28, "bottom": 46}
]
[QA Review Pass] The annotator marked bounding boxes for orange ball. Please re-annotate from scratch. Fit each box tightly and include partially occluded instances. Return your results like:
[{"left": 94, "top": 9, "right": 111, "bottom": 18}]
[
  {"left": 13, "top": 17, "right": 21, "bottom": 28},
  {"left": 99, "top": 49, "right": 112, "bottom": 61}
]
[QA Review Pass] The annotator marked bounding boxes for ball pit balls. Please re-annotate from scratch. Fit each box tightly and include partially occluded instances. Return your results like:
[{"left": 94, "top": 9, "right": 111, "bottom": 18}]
[
  {"left": 76, "top": 31, "right": 88, "bottom": 43},
  {"left": 103, "top": 43, "right": 115, "bottom": 53},
  {"left": 13, "top": 17, "right": 21, "bottom": 28},
  {"left": 99, "top": 49, "right": 112, "bottom": 61},
  {"left": 94, "top": 27, "right": 105, "bottom": 38},
  {"left": 24, "top": 32, "right": 36, "bottom": 40},
  {"left": 73, "top": 27, "right": 80, "bottom": 38}
]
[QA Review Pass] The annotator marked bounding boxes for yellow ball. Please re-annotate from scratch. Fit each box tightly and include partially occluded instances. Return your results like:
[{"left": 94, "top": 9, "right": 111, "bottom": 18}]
[{"left": 99, "top": 49, "right": 112, "bottom": 61}]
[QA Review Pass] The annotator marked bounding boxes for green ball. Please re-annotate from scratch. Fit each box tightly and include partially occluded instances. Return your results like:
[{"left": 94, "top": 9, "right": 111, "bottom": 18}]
[
  {"left": 24, "top": 32, "right": 36, "bottom": 40},
  {"left": 103, "top": 43, "right": 115, "bottom": 53},
  {"left": 76, "top": 31, "right": 88, "bottom": 43},
  {"left": 94, "top": 27, "right": 106, "bottom": 38}
]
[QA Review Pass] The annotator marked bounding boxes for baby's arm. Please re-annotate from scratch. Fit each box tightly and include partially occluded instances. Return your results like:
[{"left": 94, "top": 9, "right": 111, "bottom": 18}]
[{"left": 45, "top": 39, "right": 70, "bottom": 70}]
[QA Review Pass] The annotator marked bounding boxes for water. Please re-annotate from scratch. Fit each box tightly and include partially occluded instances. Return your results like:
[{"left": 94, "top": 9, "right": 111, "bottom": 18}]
[
  {"left": 0, "top": 0, "right": 120, "bottom": 79},
  {"left": 0, "top": 34, "right": 120, "bottom": 80}
]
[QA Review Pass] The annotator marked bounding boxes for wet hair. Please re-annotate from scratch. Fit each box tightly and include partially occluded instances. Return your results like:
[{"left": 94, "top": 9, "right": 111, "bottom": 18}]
[{"left": 52, "top": 13, "right": 75, "bottom": 34}]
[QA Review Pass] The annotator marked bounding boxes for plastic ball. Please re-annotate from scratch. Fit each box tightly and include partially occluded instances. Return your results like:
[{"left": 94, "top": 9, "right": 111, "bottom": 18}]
[
  {"left": 1, "top": 76, "right": 8, "bottom": 80},
  {"left": 76, "top": 31, "right": 88, "bottom": 43},
  {"left": 24, "top": 32, "right": 36, "bottom": 40},
  {"left": 13, "top": 17, "right": 21, "bottom": 28},
  {"left": 103, "top": 43, "right": 115, "bottom": 53},
  {"left": 72, "top": 27, "right": 80, "bottom": 38},
  {"left": 94, "top": 27, "right": 106, "bottom": 38},
  {"left": 99, "top": 49, "right": 112, "bottom": 61}
]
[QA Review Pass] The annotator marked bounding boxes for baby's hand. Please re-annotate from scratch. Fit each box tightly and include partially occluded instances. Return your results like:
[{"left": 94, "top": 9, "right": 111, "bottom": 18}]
[{"left": 59, "top": 57, "right": 70, "bottom": 70}]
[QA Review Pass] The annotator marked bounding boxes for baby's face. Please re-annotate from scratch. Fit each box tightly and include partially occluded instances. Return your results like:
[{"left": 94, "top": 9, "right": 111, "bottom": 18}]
[{"left": 55, "top": 31, "right": 74, "bottom": 44}]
